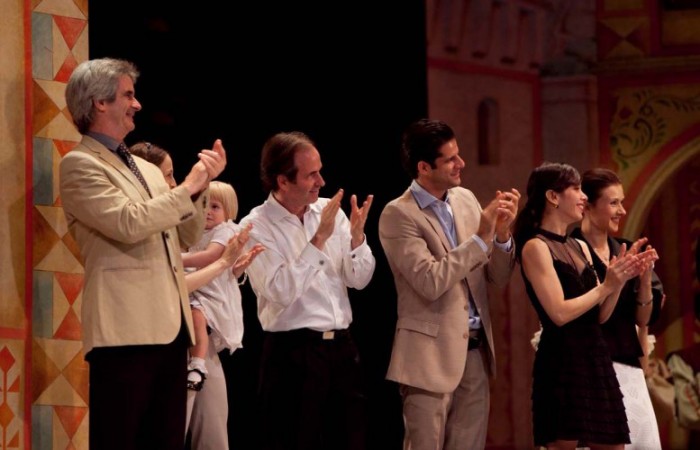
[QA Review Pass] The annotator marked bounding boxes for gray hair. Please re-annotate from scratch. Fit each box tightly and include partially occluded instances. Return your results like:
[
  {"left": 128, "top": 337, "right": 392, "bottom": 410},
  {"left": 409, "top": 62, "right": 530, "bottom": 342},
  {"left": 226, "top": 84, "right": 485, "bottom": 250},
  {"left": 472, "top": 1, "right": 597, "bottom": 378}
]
[{"left": 65, "top": 58, "right": 139, "bottom": 134}]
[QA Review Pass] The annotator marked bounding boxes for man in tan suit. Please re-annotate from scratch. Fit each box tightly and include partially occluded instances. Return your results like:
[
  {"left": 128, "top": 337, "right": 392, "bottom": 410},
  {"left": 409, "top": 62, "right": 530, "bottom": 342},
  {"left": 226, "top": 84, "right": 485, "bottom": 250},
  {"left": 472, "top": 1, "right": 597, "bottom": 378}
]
[
  {"left": 379, "top": 118, "right": 519, "bottom": 449},
  {"left": 59, "top": 58, "right": 226, "bottom": 450}
]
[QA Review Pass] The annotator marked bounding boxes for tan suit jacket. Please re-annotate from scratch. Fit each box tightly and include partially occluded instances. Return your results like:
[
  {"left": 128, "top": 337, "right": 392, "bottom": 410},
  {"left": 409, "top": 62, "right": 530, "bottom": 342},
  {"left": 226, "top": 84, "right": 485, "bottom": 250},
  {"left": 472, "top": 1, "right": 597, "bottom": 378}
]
[
  {"left": 59, "top": 135, "right": 205, "bottom": 355},
  {"left": 379, "top": 187, "right": 514, "bottom": 394}
]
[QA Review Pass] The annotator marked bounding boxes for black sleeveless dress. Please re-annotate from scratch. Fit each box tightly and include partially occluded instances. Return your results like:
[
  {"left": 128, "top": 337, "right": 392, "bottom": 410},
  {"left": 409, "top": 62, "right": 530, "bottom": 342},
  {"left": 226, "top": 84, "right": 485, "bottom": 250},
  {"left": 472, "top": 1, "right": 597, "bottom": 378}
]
[{"left": 523, "top": 229, "right": 630, "bottom": 446}]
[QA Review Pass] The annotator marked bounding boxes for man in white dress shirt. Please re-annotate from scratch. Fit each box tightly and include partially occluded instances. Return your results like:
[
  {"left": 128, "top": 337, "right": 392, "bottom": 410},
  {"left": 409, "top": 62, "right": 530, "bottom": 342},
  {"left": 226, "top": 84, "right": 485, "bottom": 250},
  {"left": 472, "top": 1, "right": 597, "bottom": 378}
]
[{"left": 240, "top": 131, "right": 375, "bottom": 450}]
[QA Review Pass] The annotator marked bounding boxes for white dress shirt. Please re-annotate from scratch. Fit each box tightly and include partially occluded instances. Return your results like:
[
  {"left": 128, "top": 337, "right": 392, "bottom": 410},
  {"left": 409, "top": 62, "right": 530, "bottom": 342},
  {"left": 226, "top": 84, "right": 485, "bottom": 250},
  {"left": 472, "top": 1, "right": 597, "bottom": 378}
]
[{"left": 240, "top": 193, "right": 376, "bottom": 332}]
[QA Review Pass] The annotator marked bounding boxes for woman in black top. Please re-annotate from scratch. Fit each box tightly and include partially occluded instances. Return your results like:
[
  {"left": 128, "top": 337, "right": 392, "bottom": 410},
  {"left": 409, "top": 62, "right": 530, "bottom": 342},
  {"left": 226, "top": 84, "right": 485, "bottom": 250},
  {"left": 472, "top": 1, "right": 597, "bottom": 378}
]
[
  {"left": 514, "top": 162, "right": 654, "bottom": 449},
  {"left": 572, "top": 167, "right": 662, "bottom": 448}
]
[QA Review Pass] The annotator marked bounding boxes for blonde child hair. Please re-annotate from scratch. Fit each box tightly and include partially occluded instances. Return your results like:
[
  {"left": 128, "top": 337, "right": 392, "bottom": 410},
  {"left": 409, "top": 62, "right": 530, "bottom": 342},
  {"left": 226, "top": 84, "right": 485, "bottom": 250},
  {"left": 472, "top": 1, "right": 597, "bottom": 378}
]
[{"left": 208, "top": 181, "right": 239, "bottom": 221}]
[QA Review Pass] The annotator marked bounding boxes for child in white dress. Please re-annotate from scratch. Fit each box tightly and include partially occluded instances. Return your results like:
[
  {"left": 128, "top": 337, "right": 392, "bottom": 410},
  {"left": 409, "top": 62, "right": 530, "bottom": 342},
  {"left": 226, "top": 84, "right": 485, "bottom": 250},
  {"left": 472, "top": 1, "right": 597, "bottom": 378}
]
[{"left": 181, "top": 181, "right": 264, "bottom": 449}]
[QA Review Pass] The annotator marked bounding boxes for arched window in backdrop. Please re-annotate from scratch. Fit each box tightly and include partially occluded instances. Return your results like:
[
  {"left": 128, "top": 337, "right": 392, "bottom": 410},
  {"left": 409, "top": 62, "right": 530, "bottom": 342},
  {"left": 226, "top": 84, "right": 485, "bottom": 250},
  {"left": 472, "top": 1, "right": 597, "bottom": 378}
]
[{"left": 477, "top": 97, "right": 500, "bottom": 165}]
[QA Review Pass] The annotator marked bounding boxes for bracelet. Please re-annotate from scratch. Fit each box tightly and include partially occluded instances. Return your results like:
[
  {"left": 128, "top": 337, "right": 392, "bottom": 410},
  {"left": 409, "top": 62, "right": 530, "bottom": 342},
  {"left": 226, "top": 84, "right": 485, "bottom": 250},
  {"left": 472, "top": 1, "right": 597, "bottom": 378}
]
[
  {"left": 636, "top": 298, "right": 653, "bottom": 307},
  {"left": 238, "top": 271, "right": 248, "bottom": 286}
]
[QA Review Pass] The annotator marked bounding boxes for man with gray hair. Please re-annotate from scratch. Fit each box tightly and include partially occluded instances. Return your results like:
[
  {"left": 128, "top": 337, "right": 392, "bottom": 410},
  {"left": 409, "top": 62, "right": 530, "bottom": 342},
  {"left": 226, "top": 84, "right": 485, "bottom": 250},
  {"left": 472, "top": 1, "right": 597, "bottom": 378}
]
[{"left": 60, "top": 57, "right": 226, "bottom": 450}]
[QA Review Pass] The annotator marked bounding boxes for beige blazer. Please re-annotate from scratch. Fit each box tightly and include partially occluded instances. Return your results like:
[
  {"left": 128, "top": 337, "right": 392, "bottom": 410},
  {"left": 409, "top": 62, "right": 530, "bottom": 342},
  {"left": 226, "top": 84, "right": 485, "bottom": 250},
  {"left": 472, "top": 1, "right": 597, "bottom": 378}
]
[
  {"left": 59, "top": 135, "right": 206, "bottom": 355},
  {"left": 378, "top": 187, "right": 515, "bottom": 393}
]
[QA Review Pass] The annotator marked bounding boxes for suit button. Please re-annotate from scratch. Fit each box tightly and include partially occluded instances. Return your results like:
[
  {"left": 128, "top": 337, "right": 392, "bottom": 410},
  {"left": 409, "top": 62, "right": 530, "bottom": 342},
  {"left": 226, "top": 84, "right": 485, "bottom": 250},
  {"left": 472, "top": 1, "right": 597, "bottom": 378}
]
[
  {"left": 164, "top": 232, "right": 170, "bottom": 239},
  {"left": 462, "top": 332, "right": 468, "bottom": 339},
  {"left": 319, "top": 260, "right": 324, "bottom": 265}
]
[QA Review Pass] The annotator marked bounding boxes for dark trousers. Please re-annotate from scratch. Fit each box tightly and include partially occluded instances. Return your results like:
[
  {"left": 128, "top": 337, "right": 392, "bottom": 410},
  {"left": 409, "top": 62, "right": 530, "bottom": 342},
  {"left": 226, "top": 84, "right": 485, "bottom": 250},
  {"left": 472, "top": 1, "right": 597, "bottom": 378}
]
[
  {"left": 86, "top": 325, "right": 189, "bottom": 450},
  {"left": 259, "top": 329, "right": 367, "bottom": 450}
]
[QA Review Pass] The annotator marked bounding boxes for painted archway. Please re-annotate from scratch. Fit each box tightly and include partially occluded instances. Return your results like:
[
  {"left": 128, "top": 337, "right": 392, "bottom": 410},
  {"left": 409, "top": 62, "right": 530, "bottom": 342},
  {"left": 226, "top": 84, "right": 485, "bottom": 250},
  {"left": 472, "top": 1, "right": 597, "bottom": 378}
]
[
  {"left": 620, "top": 129, "right": 700, "bottom": 449},
  {"left": 624, "top": 124, "right": 700, "bottom": 239}
]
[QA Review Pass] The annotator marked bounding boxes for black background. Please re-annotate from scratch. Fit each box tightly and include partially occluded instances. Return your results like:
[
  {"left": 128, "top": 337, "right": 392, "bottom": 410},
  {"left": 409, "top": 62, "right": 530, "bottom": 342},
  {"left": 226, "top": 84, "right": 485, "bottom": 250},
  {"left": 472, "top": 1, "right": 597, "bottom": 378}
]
[{"left": 90, "top": 1, "right": 427, "bottom": 448}]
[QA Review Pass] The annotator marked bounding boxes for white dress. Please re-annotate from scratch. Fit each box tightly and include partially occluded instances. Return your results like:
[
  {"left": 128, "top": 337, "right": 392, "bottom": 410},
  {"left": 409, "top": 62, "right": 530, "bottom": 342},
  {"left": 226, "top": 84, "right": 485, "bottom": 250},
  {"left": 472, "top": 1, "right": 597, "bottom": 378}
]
[{"left": 187, "top": 220, "right": 244, "bottom": 353}]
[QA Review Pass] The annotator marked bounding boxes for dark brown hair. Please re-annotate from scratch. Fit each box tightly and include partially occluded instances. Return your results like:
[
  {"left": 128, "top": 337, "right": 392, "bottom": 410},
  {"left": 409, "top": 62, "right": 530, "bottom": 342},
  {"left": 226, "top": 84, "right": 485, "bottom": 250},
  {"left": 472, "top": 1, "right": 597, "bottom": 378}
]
[
  {"left": 401, "top": 118, "right": 455, "bottom": 179},
  {"left": 129, "top": 142, "right": 169, "bottom": 167},
  {"left": 581, "top": 168, "right": 622, "bottom": 206},
  {"left": 513, "top": 162, "right": 581, "bottom": 261},
  {"left": 260, "top": 131, "right": 315, "bottom": 193}
]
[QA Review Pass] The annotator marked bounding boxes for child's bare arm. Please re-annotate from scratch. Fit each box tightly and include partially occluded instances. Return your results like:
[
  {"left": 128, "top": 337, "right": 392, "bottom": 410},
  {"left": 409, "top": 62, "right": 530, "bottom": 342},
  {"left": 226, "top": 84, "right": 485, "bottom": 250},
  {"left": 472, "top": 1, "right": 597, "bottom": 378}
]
[{"left": 182, "top": 242, "right": 226, "bottom": 269}]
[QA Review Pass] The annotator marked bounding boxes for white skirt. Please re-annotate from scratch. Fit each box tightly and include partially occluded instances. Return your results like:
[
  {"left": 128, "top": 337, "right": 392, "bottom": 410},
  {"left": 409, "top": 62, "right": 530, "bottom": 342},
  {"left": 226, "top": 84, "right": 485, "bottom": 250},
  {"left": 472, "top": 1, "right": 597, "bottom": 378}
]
[{"left": 614, "top": 361, "right": 662, "bottom": 450}]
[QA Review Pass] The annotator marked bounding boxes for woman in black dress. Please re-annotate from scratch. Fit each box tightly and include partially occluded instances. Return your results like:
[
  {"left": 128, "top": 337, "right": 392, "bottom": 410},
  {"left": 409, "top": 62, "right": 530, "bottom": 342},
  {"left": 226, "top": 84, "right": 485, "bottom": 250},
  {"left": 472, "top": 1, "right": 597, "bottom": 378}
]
[
  {"left": 513, "top": 162, "right": 654, "bottom": 449},
  {"left": 571, "top": 168, "right": 662, "bottom": 448}
]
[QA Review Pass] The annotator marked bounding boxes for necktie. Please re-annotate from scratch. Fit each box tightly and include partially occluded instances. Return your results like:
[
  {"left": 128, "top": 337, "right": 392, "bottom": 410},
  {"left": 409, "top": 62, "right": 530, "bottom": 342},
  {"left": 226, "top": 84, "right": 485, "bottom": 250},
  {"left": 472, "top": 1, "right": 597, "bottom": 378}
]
[{"left": 116, "top": 143, "right": 152, "bottom": 196}]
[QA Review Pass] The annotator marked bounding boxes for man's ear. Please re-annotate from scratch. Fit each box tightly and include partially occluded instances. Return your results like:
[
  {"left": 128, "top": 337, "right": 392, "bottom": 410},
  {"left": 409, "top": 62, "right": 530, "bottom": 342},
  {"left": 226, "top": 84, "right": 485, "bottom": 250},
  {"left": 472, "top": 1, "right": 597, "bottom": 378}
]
[
  {"left": 276, "top": 174, "right": 289, "bottom": 192},
  {"left": 93, "top": 98, "right": 107, "bottom": 112},
  {"left": 417, "top": 160, "right": 431, "bottom": 175}
]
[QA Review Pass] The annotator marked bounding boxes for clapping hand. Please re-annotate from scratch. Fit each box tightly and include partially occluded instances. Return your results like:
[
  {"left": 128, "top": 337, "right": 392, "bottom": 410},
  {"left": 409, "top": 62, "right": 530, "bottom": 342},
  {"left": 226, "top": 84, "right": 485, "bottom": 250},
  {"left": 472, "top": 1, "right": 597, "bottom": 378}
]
[
  {"left": 198, "top": 139, "right": 227, "bottom": 181},
  {"left": 495, "top": 188, "right": 520, "bottom": 242},
  {"left": 606, "top": 241, "right": 656, "bottom": 288},
  {"left": 220, "top": 223, "right": 253, "bottom": 267},
  {"left": 311, "top": 189, "right": 343, "bottom": 250},
  {"left": 350, "top": 193, "right": 373, "bottom": 249},
  {"left": 627, "top": 237, "right": 659, "bottom": 284},
  {"left": 232, "top": 243, "right": 265, "bottom": 278},
  {"left": 477, "top": 198, "right": 499, "bottom": 244},
  {"left": 182, "top": 139, "right": 227, "bottom": 195},
  {"left": 478, "top": 188, "right": 520, "bottom": 244}
]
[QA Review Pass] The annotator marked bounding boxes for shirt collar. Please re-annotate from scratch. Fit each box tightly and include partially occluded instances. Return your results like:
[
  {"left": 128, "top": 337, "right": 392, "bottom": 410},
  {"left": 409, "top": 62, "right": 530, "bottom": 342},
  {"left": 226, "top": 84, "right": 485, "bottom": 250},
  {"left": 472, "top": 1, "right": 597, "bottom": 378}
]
[
  {"left": 409, "top": 180, "right": 451, "bottom": 210},
  {"left": 265, "top": 192, "right": 323, "bottom": 222},
  {"left": 86, "top": 131, "right": 121, "bottom": 152}
]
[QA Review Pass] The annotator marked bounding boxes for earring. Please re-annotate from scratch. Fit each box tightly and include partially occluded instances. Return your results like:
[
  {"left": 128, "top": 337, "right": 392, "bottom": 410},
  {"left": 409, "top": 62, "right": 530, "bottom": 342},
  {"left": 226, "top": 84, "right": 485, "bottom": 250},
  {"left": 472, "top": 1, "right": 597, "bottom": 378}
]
[{"left": 555, "top": 204, "right": 559, "bottom": 209}]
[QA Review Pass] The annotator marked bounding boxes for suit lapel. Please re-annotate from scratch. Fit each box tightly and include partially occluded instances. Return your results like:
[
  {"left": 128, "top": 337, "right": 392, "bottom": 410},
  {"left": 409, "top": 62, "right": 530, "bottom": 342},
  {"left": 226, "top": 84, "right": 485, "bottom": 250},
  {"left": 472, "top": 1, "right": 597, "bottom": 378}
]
[
  {"left": 82, "top": 136, "right": 151, "bottom": 200},
  {"left": 403, "top": 189, "right": 452, "bottom": 251}
]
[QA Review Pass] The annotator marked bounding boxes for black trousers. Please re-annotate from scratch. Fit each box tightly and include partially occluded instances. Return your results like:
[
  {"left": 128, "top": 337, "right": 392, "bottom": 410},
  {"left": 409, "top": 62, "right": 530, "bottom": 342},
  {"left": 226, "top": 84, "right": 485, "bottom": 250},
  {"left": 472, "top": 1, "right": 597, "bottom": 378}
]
[
  {"left": 86, "top": 324, "right": 189, "bottom": 450},
  {"left": 259, "top": 329, "right": 367, "bottom": 450}
]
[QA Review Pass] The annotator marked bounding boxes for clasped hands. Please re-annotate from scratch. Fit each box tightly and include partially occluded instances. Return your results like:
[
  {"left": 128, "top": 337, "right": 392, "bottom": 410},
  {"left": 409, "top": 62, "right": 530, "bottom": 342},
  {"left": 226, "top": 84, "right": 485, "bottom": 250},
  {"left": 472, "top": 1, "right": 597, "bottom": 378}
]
[
  {"left": 477, "top": 188, "right": 521, "bottom": 244},
  {"left": 311, "top": 188, "right": 374, "bottom": 251},
  {"left": 183, "top": 139, "right": 227, "bottom": 195},
  {"left": 605, "top": 238, "right": 658, "bottom": 288},
  {"left": 220, "top": 223, "right": 265, "bottom": 278}
]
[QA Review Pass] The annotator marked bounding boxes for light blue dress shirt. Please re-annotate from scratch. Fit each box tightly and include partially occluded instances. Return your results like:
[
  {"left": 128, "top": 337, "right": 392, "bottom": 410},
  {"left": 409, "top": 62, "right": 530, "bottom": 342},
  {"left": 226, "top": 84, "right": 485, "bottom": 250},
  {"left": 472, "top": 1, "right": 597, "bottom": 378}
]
[{"left": 409, "top": 180, "right": 512, "bottom": 330}]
